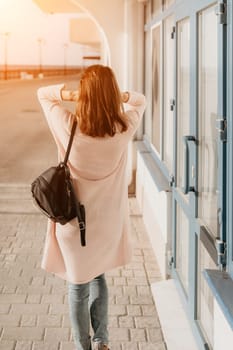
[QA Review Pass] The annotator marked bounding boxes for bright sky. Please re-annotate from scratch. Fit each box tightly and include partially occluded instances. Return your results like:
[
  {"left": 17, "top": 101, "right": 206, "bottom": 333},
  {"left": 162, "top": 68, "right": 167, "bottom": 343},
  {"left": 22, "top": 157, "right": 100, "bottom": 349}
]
[{"left": 0, "top": 0, "right": 84, "bottom": 66}]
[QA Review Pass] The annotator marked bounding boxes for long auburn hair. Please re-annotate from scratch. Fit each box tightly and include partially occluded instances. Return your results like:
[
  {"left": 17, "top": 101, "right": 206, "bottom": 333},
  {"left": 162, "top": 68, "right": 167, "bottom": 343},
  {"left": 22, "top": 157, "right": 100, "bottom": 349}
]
[{"left": 76, "top": 65, "right": 128, "bottom": 137}]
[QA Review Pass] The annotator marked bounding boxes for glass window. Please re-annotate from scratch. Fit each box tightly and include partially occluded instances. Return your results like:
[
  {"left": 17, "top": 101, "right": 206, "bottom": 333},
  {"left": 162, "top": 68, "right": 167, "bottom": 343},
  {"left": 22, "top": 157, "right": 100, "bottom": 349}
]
[
  {"left": 145, "top": 30, "right": 153, "bottom": 139},
  {"left": 198, "top": 5, "right": 218, "bottom": 236},
  {"left": 145, "top": 1, "right": 151, "bottom": 23},
  {"left": 197, "top": 242, "right": 216, "bottom": 347},
  {"left": 163, "top": 15, "right": 175, "bottom": 172},
  {"left": 164, "top": 0, "right": 175, "bottom": 9},
  {"left": 152, "top": 0, "right": 163, "bottom": 17},
  {"left": 176, "top": 203, "right": 189, "bottom": 294},
  {"left": 177, "top": 18, "right": 190, "bottom": 190},
  {"left": 151, "top": 24, "right": 161, "bottom": 154}
]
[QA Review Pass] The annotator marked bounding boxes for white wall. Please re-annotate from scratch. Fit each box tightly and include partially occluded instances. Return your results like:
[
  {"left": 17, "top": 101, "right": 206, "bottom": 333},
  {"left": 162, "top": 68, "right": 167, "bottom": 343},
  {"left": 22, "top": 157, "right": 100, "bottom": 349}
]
[
  {"left": 72, "top": 0, "right": 145, "bottom": 92},
  {"left": 136, "top": 151, "right": 172, "bottom": 279},
  {"left": 214, "top": 300, "right": 233, "bottom": 349}
]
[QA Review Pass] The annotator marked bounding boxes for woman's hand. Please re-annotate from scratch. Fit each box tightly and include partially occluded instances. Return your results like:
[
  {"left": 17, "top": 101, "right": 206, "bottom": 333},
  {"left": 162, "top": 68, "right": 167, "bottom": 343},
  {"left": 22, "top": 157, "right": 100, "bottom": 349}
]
[
  {"left": 121, "top": 91, "right": 129, "bottom": 103},
  {"left": 61, "top": 89, "right": 79, "bottom": 102}
]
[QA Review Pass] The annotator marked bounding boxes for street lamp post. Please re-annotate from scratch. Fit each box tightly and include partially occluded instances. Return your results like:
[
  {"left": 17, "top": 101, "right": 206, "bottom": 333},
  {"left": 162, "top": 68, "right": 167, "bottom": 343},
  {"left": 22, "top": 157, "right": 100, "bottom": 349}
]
[
  {"left": 63, "top": 43, "right": 68, "bottom": 75},
  {"left": 1, "top": 32, "right": 10, "bottom": 80},
  {"left": 37, "top": 38, "right": 44, "bottom": 74}
]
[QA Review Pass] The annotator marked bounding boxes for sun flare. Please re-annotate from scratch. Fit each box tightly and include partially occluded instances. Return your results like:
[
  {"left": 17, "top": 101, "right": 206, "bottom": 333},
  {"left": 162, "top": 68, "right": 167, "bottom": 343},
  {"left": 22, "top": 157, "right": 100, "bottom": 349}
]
[{"left": 0, "top": 0, "right": 83, "bottom": 66}]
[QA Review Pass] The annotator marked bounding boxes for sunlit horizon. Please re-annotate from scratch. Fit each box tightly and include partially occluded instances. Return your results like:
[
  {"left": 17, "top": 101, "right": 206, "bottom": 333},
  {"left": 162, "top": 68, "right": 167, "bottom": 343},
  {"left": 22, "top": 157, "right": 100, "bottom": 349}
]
[{"left": 0, "top": 0, "right": 85, "bottom": 67}]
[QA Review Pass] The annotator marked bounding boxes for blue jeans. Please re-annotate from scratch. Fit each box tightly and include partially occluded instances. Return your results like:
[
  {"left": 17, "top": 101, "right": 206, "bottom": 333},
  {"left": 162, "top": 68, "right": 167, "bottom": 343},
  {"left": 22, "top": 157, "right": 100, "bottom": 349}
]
[{"left": 68, "top": 274, "right": 109, "bottom": 350}]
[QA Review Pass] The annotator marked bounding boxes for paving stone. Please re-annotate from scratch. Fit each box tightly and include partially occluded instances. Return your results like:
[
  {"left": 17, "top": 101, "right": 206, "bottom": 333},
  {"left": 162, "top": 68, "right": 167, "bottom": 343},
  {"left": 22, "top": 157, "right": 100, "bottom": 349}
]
[
  {"left": 144, "top": 262, "right": 160, "bottom": 271},
  {"left": 133, "top": 248, "right": 143, "bottom": 256},
  {"left": 122, "top": 342, "right": 139, "bottom": 350},
  {"left": 31, "top": 277, "right": 45, "bottom": 286},
  {"left": 146, "top": 328, "right": 164, "bottom": 343},
  {"left": 130, "top": 328, "right": 147, "bottom": 341},
  {"left": 109, "top": 328, "right": 129, "bottom": 341},
  {"left": 108, "top": 305, "right": 127, "bottom": 316},
  {"left": 32, "top": 342, "right": 60, "bottom": 350},
  {"left": 127, "top": 277, "right": 148, "bottom": 286},
  {"left": 133, "top": 269, "right": 147, "bottom": 277},
  {"left": 139, "top": 342, "right": 167, "bottom": 350},
  {"left": 50, "top": 303, "right": 69, "bottom": 315},
  {"left": 121, "top": 269, "right": 133, "bottom": 277},
  {"left": 141, "top": 305, "right": 158, "bottom": 316},
  {"left": 108, "top": 286, "right": 123, "bottom": 296},
  {"left": 130, "top": 295, "right": 154, "bottom": 305},
  {"left": 137, "top": 286, "right": 151, "bottom": 296},
  {"left": 125, "top": 262, "right": 143, "bottom": 270},
  {"left": 62, "top": 314, "right": 71, "bottom": 327},
  {"left": 108, "top": 342, "right": 122, "bottom": 350},
  {"left": 10, "top": 303, "right": 49, "bottom": 315},
  {"left": 123, "top": 286, "right": 137, "bottom": 296},
  {"left": 41, "top": 294, "right": 64, "bottom": 304},
  {"left": 0, "top": 294, "right": 27, "bottom": 304},
  {"left": 26, "top": 294, "right": 42, "bottom": 304},
  {"left": 116, "top": 296, "right": 130, "bottom": 305},
  {"left": 15, "top": 341, "right": 32, "bottom": 350},
  {"left": 51, "top": 285, "right": 67, "bottom": 294},
  {"left": 0, "top": 198, "right": 166, "bottom": 349},
  {"left": 108, "top": 295, "right": 115, "bottom": 305},
  {"left": 60, "top": 342, "right": 75, "bottom": 350},
  {"left": 2, "top": 286, "right": 17, "bottom": 294},
  {"left": 44, "top": 327, "right": 70, "bottom": 341},
  {"left": 16, "top": 286, "right": 51, "bottom": 295},
  {"left": 106, "top": 269, "right": 121, "bottom": 277},
  {"left": 108, "top": 316, "right": 118, "bottom": 327},
  {"left": 0, "top": 341, "right": 15, "bottom": 350},
  {"left": 37, "top": 315, "right": 62, "bottom": 327},
  {"left": 132, "top": 255, "right": 144, "bottom": 262},
  {"left": 146, "top": 268, "right": 162, "bottom": 277},
  {"left": 135, "top": 316, "right": 160, "bottom": 329},
  {"left": 20, "top": 315, "right": 37, "bottom": 327},
  {"left": 2, "top": 327, "right": 44, "bottom": 341},
  {"left": 113, "top": 277, "right": 127, "bottom": 286},
  {"left": 5, "top": 255, "right": 16, "bottom": 262},
  {"left": 119, "top": 316, "right": 134, "bottom": 328},
  {"left": 45, "top": 277, "right": 66, "bottom": 286},
  {"left": 127, "top": 305, "right": 142, "bottom": 316},
  {"left": 0, "top": 314, "right": 21, "bottom": 326},
  {"left": 0, "top": 304, "right": 11, "bottom": 314}
]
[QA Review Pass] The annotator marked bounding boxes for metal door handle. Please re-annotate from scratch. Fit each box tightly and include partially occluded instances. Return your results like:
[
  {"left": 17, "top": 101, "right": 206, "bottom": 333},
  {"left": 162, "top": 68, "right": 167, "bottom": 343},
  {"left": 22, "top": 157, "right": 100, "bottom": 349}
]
[{"left": 183, "top": 135, "right": 196, "bottom": 194}]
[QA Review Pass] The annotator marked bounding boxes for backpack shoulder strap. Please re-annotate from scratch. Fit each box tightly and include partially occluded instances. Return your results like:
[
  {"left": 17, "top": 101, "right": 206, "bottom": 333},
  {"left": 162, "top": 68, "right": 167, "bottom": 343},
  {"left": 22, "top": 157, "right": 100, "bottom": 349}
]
[{"left": 63, "top": 119, "right": 77, "bottom": 165}]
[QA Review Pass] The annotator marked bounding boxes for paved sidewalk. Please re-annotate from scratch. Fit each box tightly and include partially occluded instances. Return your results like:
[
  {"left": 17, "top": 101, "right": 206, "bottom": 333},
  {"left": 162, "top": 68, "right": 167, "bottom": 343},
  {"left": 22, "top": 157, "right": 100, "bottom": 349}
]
[{"left": 0, "top": 191, "right": 166, "bottom": 350}]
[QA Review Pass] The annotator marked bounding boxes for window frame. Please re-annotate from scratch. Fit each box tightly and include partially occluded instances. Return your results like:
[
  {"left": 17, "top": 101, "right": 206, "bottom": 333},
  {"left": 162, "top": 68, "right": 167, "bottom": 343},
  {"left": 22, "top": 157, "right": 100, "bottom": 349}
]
[{"left": 150, "top": 21, "right": 163, "bottom": 160}]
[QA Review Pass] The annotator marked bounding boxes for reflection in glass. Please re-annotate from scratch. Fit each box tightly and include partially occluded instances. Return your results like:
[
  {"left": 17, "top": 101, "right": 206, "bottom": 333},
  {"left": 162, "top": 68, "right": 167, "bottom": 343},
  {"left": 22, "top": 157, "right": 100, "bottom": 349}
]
[
  {"left": 198, "top": 6, "right": 218, "bottom": 236},
  {"left": 152, "top": 25, "right": 161, "bottom": 153},
  {"left": 177, "top": 19, "right": 190, "bottom": 190},
  {"left": 197, "top": 243, "right": 215, "bottom": 348},
  {"left": 197, "top": 6, "right": 218, "bottom": 348},
  {"left": 176, "top": 203, "right": 189, "bottom": 294},
  {"left": 145, "top": 1, "right": 151, "bottom": 23},
  {"left": 145, "top": 30, "right": 152, "bottom": 139},
  {"left": 164, "top": 15, "right": 174, "bottom": 172},
  {"left": 164, "top": 0, "right": 175, "bottom": 8},
  {"left": 152, "top": 0, "right": 163, "bottom": 16}
]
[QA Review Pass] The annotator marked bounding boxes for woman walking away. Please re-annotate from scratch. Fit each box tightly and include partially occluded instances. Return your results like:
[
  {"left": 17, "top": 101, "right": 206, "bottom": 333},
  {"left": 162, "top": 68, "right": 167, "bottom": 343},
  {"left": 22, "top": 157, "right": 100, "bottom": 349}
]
[{"left": 37, "top": 64, "right": 146, "bottom": 350}]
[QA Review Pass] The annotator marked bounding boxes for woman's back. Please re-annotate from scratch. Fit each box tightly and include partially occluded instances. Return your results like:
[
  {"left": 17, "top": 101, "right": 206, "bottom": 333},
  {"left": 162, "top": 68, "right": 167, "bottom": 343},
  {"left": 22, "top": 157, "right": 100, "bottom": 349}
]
[{"left": 37, "top": 66, "right": 146, "bottom": 284}]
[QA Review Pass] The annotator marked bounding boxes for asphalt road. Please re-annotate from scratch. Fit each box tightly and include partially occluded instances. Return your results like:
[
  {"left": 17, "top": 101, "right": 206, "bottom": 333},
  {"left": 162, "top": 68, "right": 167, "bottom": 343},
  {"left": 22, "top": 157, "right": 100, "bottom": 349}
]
[{"left": 0, "top": 75, "right": 80, "bottom": 184}]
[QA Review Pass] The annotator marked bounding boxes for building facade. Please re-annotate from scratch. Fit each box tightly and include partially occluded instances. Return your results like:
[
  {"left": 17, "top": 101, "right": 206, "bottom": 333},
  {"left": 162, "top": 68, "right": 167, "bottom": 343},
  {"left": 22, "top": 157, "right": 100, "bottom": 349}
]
[{"left": 138, "top": 0, "right": 233, "bottom": 349}]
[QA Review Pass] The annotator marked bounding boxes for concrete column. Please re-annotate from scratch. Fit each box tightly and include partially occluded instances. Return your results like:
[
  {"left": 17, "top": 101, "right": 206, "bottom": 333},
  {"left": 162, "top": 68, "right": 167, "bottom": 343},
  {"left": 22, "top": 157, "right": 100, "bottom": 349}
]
[
  {"left": 124, "top": 0, "right": 145, "bottom": 140},
  {"left": 125, "top": 0, "right": 145, "bottom": 93},
  {"left": 72, "top": 0, "right": 127, "bottom": 88}
]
